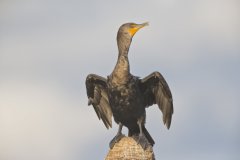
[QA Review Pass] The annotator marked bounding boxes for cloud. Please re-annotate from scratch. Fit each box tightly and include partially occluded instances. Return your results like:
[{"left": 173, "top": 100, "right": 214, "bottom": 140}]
[{"left": 0, "top": 79, "right": 108, "bottom": 160}]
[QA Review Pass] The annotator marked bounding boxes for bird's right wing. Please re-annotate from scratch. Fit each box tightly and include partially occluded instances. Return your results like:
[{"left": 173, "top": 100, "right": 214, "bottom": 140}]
[{"left": 85, "top": 74, "right": 112, "bottom": 129}]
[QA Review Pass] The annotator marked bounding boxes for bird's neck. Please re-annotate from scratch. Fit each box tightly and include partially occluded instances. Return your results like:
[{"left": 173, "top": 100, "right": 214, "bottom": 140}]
[
  {"left": 117, "top": 37, "right": 131, "bottom": 57},
  {"left": 111, "top": 38, "right": 132, "bottom": 85},
  {"left": 115, "top": 54, "right": 130, "bottom": 74}
]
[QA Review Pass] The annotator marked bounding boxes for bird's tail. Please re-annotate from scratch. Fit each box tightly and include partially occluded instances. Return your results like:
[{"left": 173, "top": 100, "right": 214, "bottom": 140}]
[
  {"left": 128, "top": 125, "right": 155, "bottom": 146},
  {"left": 142, "top": 126, "right": 155, "bottom": 146}
]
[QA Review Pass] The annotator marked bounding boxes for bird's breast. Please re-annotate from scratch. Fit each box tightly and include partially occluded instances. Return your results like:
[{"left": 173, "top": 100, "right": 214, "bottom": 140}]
[{"left": 107, "top": 77, "right": 145, "bottom": 122}]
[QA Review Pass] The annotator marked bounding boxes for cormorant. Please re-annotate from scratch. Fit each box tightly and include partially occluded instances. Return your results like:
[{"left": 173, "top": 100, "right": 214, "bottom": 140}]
[{"left": 86, "top": 22, "right": 173, "bottom": 149}]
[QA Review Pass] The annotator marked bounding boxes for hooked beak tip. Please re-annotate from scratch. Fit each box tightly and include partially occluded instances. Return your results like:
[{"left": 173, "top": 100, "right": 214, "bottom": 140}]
[{"left": 142, "top": 22, "right": 149, "bottom": 27}]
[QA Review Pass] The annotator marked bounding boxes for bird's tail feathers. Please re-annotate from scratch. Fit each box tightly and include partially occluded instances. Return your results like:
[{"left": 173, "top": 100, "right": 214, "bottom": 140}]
[{"left": 128, "top": 125, "right": 155, "bottom": 146}]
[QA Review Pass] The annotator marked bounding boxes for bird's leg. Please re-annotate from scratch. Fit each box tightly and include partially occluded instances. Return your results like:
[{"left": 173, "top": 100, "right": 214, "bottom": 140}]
[
  {"left": 109, "top": 123, "right": 125, "bottom": 149},
  {"left": 133, "top": 118, "right": 150, "bottom": 150}
]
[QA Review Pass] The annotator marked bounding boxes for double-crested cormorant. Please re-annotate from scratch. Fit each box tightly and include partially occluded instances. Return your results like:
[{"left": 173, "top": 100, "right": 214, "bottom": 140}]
[{"left": 86, "top": 22, "right": 173, "bottom": 149}]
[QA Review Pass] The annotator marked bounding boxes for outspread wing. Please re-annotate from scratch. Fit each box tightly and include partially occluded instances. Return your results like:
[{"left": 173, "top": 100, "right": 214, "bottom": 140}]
[
  {"left": 140, "top": 72, "right": 173, "bottom": 129},
  {"left": 85, "top": 74, "right": 112, "bottom": 129}
]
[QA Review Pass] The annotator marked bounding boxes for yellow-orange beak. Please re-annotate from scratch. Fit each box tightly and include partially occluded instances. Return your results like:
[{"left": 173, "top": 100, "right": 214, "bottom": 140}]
[{"left": 128, "top": 22, "right": 149, "bottom": 37}]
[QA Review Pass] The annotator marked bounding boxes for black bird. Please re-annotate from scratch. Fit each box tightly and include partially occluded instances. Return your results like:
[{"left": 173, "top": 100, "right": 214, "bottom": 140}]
[{"left": 86, "top": 22, "right": 173, "bottom": 149}]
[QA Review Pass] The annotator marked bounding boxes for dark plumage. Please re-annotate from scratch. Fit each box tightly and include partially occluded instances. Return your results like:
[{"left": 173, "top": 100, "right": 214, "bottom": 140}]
[{"left": 86, "top": 22, "right": 173, "bottom": 149}]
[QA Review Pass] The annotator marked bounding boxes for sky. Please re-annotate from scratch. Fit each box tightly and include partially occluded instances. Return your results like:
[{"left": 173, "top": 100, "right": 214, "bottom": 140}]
[{"left": 0, "top": 0, "right": 239, "bottom": 159}]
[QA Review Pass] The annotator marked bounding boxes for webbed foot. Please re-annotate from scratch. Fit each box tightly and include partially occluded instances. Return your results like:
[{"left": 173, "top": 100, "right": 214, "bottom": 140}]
[
  {"left": 133, "top": 134, "right": 151, "bottom": 150},
  {"left": 109, "top": 133, "right": 125, "bottom": 149}
]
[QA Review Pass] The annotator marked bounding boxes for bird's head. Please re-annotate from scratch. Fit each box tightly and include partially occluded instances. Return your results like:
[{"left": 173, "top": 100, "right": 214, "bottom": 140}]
[
  {"left": 117, "top": 22, "right": 149, "bottom": 54},
  {"left": 117, "top": 22, "right": 149, "bottom": 39}
]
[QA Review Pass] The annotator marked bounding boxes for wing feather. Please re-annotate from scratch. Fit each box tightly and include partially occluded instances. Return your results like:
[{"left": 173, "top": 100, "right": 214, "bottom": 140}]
[
  {"left": 86, "top": 74, "right": 112, "bottom": 129},
  {"left": 141, "top": 72, "right": 173, "bottom": 129}
]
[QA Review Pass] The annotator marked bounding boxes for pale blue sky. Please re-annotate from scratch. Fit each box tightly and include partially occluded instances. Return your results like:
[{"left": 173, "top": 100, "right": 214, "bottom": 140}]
[{"left": 0, "top": 0, "right": 239, "bottom": 159}]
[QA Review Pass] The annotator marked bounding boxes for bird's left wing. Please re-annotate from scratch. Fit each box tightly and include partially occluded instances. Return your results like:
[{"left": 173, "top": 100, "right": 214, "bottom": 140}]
[
  {"left": 85, "top": 74, "right": 112, "bottom": 129},
  {"left": 140, "top": 72, "right": 173, "bottom": 129}
]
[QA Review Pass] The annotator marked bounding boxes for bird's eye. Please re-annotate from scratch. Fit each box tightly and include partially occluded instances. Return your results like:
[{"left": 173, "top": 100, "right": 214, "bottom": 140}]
[{"left": 130, "top": 24, "right": 136, "bottom": 28}]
